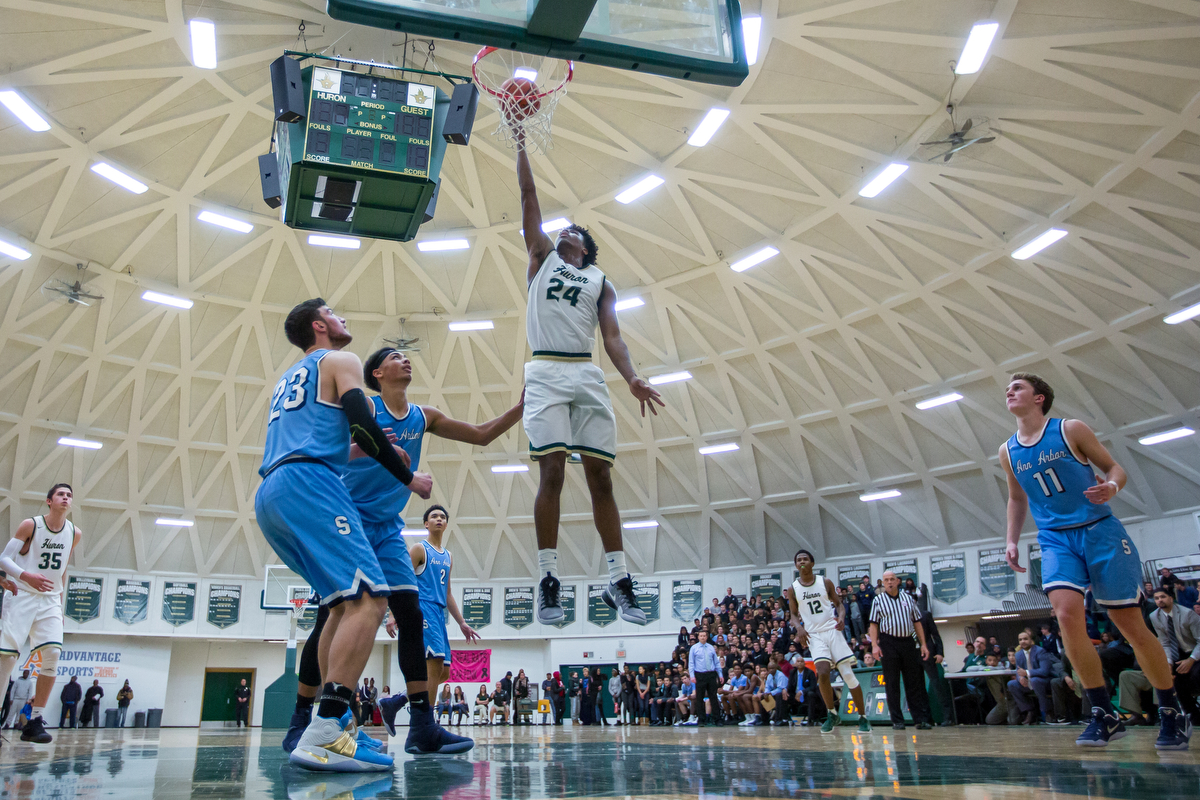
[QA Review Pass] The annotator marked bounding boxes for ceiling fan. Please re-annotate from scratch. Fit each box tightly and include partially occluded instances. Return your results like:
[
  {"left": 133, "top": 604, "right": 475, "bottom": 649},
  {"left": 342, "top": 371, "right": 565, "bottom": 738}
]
[
  {"left": 41, "top": 269, "right": 104, "bottom": 307},
  {"left": 382, "top": 317, "right": 421, "bottom": 352},
  {"left": 921, "top": 105, "right": 996, "bottom": 163}
]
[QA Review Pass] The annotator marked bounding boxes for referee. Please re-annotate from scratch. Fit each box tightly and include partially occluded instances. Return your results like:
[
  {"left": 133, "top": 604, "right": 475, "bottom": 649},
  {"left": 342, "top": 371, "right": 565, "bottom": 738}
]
[
  {"left": 688, "top": 629, "right": 723, "bottom": 726},
  {"left": 868, "top": 571, "right": 934, "bottom": 730}
]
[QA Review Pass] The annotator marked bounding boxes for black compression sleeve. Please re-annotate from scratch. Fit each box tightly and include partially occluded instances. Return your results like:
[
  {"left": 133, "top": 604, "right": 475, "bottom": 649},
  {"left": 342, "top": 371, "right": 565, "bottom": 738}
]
[{"left": 341, "top": 387, "right": 415, "bottom": 485}]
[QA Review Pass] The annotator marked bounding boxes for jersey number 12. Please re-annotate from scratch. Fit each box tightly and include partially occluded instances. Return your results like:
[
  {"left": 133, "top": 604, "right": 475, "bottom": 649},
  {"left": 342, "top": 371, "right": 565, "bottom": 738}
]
[{"left": 806, "top": 599, "right": 823, "bottom": 615}]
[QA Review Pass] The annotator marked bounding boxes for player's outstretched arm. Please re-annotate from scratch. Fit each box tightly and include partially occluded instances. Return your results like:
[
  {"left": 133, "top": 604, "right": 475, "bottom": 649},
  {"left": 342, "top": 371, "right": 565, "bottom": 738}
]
[
  {"left": 516, "top": 133, "right": 553, "bottom": 283},
  {"left": 324, "top": 350, "right": 432, "bottom": 498},
  {"left": 0, "top": 519, "right": 51, "bottom": 592},
  {"left": 1064, "top": 419, "right": 1127, "bottom": 505},
  {"left": 998, "top": 442, "right": 1028, "bottom": 573},
  {"left": 598, "top": 280, "right": 665, "bottom": 417},
  {"left": 423, "top": 388, "right": 525, "bottom": 446}
]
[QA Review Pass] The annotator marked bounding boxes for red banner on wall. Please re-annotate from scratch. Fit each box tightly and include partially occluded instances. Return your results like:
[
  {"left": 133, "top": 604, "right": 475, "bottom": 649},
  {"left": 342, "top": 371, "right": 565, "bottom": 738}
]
[{"left": 448, "top": 649, "right": 491, "bottom": 683}]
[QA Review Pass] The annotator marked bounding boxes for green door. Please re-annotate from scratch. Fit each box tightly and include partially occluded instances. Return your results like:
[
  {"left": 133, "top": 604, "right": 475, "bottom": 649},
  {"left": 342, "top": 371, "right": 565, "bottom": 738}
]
[
  {"left": 201, "top": 670, "right": 253, "bottom": 723},
  {"left": 559, "top": 663, "right": 619, "bottom": 717}
]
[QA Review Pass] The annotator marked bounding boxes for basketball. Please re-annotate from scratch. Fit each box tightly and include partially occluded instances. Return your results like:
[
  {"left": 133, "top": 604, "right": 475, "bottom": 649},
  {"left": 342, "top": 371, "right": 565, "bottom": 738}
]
[{"left": 499, "top": 76, "right": 541, "bottom": 122}]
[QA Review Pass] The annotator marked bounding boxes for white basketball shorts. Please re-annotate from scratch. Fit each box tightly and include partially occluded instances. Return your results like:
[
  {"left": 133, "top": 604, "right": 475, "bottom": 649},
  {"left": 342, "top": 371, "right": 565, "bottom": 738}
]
[
  {"left": 0, "top": 590, "right": 63, "bottom": 655},
  {"left": 808, "top": 627, "right": 856, "bottom": 666},
  {"left": 523, "top": 359, "right": 617, "bottom": 463}
]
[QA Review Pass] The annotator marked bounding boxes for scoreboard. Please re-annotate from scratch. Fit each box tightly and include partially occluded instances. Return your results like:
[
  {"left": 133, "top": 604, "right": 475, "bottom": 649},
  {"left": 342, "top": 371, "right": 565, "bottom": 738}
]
[{"left": 270, "top": 62, "right": 451, "bottom": 243}]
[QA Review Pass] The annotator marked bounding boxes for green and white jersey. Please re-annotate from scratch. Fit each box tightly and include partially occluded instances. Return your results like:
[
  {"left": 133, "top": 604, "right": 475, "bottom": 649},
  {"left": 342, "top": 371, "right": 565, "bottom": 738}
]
[{"left": 526, "top": 250, "right": 607, "bottom": 362}]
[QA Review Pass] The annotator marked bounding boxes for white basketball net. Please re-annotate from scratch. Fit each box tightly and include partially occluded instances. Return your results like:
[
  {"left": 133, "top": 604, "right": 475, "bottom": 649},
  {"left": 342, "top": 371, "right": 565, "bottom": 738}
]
[{"left": 472, "top": 47, "right": 573, "bottom": 154}]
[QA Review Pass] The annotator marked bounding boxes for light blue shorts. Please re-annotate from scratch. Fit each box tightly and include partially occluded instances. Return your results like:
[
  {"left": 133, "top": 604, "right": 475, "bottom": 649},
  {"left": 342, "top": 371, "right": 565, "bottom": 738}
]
[
  {"left": 1040, "top": 515, "right": 1143, "bottom": 608},
  {"left": 421, "top": 599, "right": 452, "bottom": 665},
  {"left": 362, "top": 517, "right": 418, "bottom": 594}
]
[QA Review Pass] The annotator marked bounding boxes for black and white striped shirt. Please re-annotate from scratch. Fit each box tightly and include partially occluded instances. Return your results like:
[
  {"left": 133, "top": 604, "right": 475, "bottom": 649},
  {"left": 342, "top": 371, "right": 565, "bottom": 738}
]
[{"left": 869, "top": 590, "right": 921, "bottom": 637}]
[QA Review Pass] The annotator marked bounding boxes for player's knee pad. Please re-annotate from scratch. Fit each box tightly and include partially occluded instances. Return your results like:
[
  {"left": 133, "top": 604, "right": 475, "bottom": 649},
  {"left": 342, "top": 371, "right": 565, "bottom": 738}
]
[
  {"left": 37, "top": 647, "right": 60, "bottom": 678},
  {"left": 388, "top": 592, "right": 428, "bottom": 684},
  {"left": 837, "top": 661, "right": 859, "bottom": 689}
]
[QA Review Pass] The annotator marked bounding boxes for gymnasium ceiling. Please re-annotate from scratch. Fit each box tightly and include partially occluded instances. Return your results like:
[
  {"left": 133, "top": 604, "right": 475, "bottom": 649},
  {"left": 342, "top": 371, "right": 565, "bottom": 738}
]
[{"left": 1, "top": 0, "right": 1199, "bottom": 583}]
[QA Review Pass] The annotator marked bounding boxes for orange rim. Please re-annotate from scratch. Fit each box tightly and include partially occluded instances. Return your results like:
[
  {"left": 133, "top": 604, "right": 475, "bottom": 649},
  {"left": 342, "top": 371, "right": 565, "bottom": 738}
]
[{"left": 472, "top": 46, "right": 574, "bottom": 100}]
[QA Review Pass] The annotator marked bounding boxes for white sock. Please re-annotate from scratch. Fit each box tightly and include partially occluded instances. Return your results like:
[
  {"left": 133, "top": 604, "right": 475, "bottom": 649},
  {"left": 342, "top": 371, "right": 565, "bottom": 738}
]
[
  {"left": 605, "top": 551, "right": 627, "bottom": 583},
  {"left": 32, "top": 706, "right": 44, "bottom": 720},
  {"left": 538, "top": 549, "right": 558, "bottom": 579}
]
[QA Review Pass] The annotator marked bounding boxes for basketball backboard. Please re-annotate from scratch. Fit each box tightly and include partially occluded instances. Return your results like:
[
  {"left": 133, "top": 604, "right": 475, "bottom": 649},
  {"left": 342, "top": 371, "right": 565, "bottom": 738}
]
[
  {"left": 262, "top": 564, "right": 312, "bottom": 611},
  {"left": 326, "top": 0, "right": 749, "bottom": 86}
]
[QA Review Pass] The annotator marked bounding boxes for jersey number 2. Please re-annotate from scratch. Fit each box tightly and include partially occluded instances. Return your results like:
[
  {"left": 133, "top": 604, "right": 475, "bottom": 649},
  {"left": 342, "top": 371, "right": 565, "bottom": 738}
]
[
  {"left": 546, "top": 278, "right": 581, "bottom": 307},
  {"left": 1031, "top": 467, "right": 1065, "bottom": 497},
  {"left": 38, "top": 552, "right": 61, "bottom": 570}
]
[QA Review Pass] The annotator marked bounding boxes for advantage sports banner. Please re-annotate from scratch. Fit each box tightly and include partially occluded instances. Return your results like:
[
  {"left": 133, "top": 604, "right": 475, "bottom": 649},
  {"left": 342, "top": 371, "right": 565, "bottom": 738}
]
[
  {"left": 448, "top": 649, "right": 491, "bottom": 683},
  {"left": 587, "top": 584, "right": 616, "bottom": 627},
  {"left": 113, "top": 579, "right": 149, "bottom": 625},
  {"left": 462, "top": 588, "right": 492, "bottom": 629},
  {"left": 503, "top": 586, "right": 534, "bottom": 630},
  {"left": 750, "top": 573, "right": 782, "bottom": 599},
  {"left": 65, "top": 575, "right": 102, "bottom": 623},
  {"left": 206, "top": 584, "right": 241, "bottom": 629},
  {"left": 635, "top": 581, "right": 661, "bottom": 622},
  {"left": 1028, "top": 543, "right": 1043, "bottom": 591},
  {"left": 838, "top": 563, "right": 872, "bottom": 590},
  {"left": 884, "top": 558, "right": 918, "bottom": 586},
  {"left": 549, "top": 584, "right": 576, "bottom": 629},
  {"left": 979, "top": 547, "right": 1016, "bottom": 599},
  {"left": 161, "top": 581, "right": 196, "bottom": 626},
  {"left": 672, "top": 579, "right": 703, "bottom": 622},
  {"left": 930, "top": 553, "right": 966, "bottom": 604}
]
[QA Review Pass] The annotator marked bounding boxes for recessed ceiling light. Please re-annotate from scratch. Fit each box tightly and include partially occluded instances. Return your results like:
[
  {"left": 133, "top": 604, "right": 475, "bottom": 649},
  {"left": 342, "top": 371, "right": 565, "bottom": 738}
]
[
  {"left": 0, "top": 90, "right": 50, "bottom": 131},
  {"left": 142, "top": 290, "right": 193, "bottom": 309},
  {"left": 58, "top": 437, "right": 102, "bottom": 450},
  {"left": 860, "top": 489, "right": 901, "bottom": 502},
  {"left": 615, "top": 175, "right": 664, "bottom": 204},
  {"left": 542, "top": 217, "right": 571, "bottom": 232},
  {"left": 623, "top": 520, "right": 658, "bottom": 529},
  {"left": 915, "top": 392, "right": 963, "bottom": 410},
  {"left": 197, "top": 210, "right": 253, "bottom": 233},
  {"left": 490, "top": 464, "right": 529, "bottom": 473},
  {"left": 0, "top": 238, "right": 32, "bottom": 261},
  {"left": 417, "top": 238, "right": 470, "bottom": 252},
  {"left": 1012, "top": 228, "right": 1067, "bottom": 260},
  {"left": 858, "top": 163, "right": 909, "bottom": 198},
  {"left": 1164, "top": 302, "right": 1200, "bottom": 325},
  {"left": 91, "top": 162, "right": 148, "bottom": 194},
  {"left": 688, "top": 108, "right": 730, "bottom": 147},
  {"left": 1138, "top": 427, "right": 1194, "bottom": 446},
  {"left": 955, "top": 21, "right": 1000, "bottom": 75},
  {"left": 189, "top": 19, "right": 217, "bottom": 69},
  {"left": 742, "top": 16, "right": 762, "bottom": 65},
  {"left": 156, "top": 518, "right": 194, "bottom": 527},
  {"left": 699, "top": 443, "right": 739, "bottom": 455},
  {"left": 614, "top": 297, "right": 645, "bottom": 312},
  {"left": 730, "top": 246, "right": 779, "bottom": 273},
  {"left": 513, "top": 67, "right": 538, "bottom": 81},
  {"left": 648, "top": 371, "right": 691, "bottom": 386},
  {"left": 308, "top": 234, "right": 360, "bottom": 249},
  {"left": 449, "top": 320, "right": 494, "bottom": 331}
]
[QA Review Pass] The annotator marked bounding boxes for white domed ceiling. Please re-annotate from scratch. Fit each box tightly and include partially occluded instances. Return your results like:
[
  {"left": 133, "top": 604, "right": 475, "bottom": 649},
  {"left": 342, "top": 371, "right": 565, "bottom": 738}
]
[{"left": 1, "top": 0, "right": 1198, "bottom": 582}]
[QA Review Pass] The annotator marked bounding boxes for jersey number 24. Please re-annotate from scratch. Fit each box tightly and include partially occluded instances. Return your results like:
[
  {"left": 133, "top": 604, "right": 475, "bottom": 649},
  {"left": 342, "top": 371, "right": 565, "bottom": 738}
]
[{"left": 546, "top": 278, "right": 582, "bottom": 306}]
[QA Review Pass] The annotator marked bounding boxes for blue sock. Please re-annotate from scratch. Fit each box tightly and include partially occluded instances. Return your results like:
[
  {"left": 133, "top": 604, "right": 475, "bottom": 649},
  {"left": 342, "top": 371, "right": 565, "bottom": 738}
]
[
  {"left": 1157, "top": 687, "right": 1181, "bottom": 713},
  {"left": 1085, "top": 686, "right": 1113, "bottom": 714}
]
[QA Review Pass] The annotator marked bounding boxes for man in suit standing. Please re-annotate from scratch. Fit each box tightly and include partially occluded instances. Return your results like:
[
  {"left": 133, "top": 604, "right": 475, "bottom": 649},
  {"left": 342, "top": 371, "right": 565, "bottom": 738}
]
[{"left": 1007, "top": 631, "right": 1055, "bottom": 724}]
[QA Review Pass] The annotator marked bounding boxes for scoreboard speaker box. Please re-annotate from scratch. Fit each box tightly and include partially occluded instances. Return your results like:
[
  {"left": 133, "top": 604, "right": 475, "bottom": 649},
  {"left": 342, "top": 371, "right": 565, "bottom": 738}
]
[
  {"left": 270, "top": 56, "right": 306, "bottom": 123},
  {"left": 258, "top": 153, "right": 282, "bottom": 209},
  {"left": 442, "top": 82, "right": 478, "bottom": 145},
  {"left": 423, "top": 180, "right": 440, "bottom": 224}
]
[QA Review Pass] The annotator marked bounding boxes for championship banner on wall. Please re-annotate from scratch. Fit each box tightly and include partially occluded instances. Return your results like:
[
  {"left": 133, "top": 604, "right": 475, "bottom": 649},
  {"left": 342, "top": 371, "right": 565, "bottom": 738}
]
[
  {"left": 206, "top": 584, "right": 241, "bottom": 629},
  {"left": 672, "top": 579, "right": 703, "bottom": 622},
  {"left": 884, "top": 558, "right": 918, "bottom": 586},
  {"left": 979, "top": 547, "right": 1016, "bottom": 599},
  {"left": 635, "top": 581, "right": 661, "bottom": 622},
  {"left": 750, "top": 573, "right": 782, "bottom": 599},
  {"left": 297, "top": 602, "right": 318, "bottom": 632},
  {"left": 503, "top": 586, "right": 534, "bottom": 630},
  {"left": 587, "top": 584, "right": 616, "bottom": 627},
  {"left": 1028, "top": 542, "right": 1043, "bottom": 591},
  {"left": 162, "top": 581, "right": 196, "bottom": 627},
  {"left": 930, "top": 552, "right": 966, "bottom": 604},
  {"left": 838, "top": 564, "right": 872, "bottom": 590},
  {"left": 549, "top": 584, "right": 576, "bottom": 629},
  {"left": 462, "top": 588, "right": 492, "bottom": 628},
  {"left": 65, "top": 575, "right": 102, "bottom": 623},
  {"left": 113, "top": 579, "right": 149, "bottom": 625},
  {"left": 448, "top": 649, "right": 491, "bottom": 683}
]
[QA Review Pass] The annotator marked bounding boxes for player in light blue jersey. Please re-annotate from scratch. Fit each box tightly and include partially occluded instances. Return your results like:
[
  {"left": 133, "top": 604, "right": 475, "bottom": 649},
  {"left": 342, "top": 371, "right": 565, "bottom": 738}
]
[
  {"left": 1001, "top": 372, "right": 1188, "bottom": 751},
  {"left": 256, "top": 298, "right": 432, "bottom": 773}
]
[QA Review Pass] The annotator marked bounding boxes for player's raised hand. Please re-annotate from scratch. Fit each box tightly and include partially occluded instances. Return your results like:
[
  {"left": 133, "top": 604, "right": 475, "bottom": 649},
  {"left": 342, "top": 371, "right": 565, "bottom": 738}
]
[
  {"left": 460, "top": 620, "right": 481, "bottom": 643},
  {"left": 1005, "top": 541, "right": 1026, "bottom": 573},
  {"left": 1083, "top": 474, "right": 1118, "bottom": 504},
  {"left": 407, "top": 471, "right": 433, "bottom": 499},
  {"left": 21, "top": 571, "right": 54, "bottom": 592},
  {"left": 629, "top": 377, "right": 666, "bottom": 417}
]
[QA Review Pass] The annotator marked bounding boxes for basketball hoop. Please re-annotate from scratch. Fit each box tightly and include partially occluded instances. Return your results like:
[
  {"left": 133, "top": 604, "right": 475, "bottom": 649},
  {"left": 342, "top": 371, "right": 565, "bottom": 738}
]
[
  {"left": 289, "top": 597, "right": 309, "bottom": 616},
  {"left": 472, "top": 46, "right": 573, "bottom": 154}
]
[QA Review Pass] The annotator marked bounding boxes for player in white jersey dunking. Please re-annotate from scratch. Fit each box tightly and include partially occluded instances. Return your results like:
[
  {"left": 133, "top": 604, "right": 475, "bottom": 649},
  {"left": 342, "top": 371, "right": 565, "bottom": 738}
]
[
  {"left": 789, "top": 549, "right": 871, "bottom": 733},
  {"left": 515, "top": 131, "right": 665, "bottom": 626},
  {"left": 0, "top": 483, "right": 82, "bottom": 744}
]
